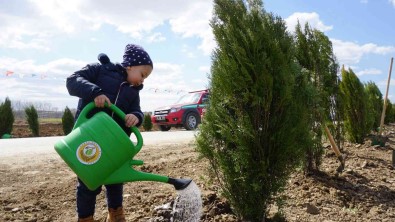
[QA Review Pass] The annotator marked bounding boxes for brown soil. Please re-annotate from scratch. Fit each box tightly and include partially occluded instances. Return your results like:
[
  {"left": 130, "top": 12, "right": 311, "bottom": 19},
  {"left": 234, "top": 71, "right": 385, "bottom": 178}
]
[
  {"left": 10, "top": 121, "right": 158, "bottom": 138},
  {"left": 1, "top": 123, "right": 395, "bottom": 221},
  {"left": 11, "top": 122, "right": 65, "bottom": 138}
]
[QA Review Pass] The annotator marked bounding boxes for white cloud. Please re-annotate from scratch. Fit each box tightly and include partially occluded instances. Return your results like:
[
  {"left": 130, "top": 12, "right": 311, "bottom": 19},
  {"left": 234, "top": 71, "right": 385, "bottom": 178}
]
[
  {"left": 29, "top": 0, "right": 82, "bottom": 33},
  {"left": 0, "top": 13, "right": 51, "bottom": 51},
  {"left": 147, "top": 33, "right": 166, "bottom": 43},
  {"left": 1, "top": 0, "right": 215, "bottom": 55},
  {"left": 199, "top": 66, "right": 210, "bottom": 73},
  {"left": 361, "top": 0, "right": 368, "bottom": 4},
  {"left": 169, "top": 2, "right": 214, "bottom": 55},
  {"left": 285, "top": 12, "right": 333, "bottom": 33},
  {"left": 0, "top": 57, "right": 87, "bottom": 78},
  {"left": 390, "top": 0, "right": 395, "bottom": 7},
  {"left": 140, "top": 62, "right": 188, "bottom": 111},
  {"left": 0, "top": 77, "right": 75, "bottom": 109},
  {"left": 144, "top": 62, "right": 186, "bottom": 90},
  {"left": 331, "top": 39, "right": 395, "bottom": 65},
  {"left": 356, "top": 68, "right": 382, "bottom": 76},
  {"left": 0, "top": 56, "right": 89, "bottom": 109},
  {"left": 0, "top": 57, "right": 191, "bottom": 111},
  {"left": 181, "top": 45, "right": 196, "bottom": 58},
  {"left": 378, "top": 79, "right": 395, "bottom": 88}
]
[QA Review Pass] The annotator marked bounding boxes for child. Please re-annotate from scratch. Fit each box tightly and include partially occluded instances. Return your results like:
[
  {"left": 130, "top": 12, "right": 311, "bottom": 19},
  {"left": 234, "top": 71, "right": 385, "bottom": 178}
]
[{"left": 66, "top": 44, "right": 153, "bottom": 222}]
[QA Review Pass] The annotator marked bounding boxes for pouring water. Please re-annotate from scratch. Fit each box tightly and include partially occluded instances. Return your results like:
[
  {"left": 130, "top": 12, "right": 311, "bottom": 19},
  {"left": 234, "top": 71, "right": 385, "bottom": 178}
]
[{"left": 171, "top": 181, "right": 202, "bottom": 222}]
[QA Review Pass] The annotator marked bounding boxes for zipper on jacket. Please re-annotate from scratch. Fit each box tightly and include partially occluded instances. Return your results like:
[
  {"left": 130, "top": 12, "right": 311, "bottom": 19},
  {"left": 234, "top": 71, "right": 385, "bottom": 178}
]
[{"left": 112, "top": 81, "right": 128, "bottom": 118}]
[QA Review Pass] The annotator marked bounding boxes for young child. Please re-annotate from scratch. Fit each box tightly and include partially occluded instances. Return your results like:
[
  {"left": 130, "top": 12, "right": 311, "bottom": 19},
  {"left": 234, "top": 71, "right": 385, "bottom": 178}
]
[{"left": 66, "top": 44, "right": 153, "bottom": 222}]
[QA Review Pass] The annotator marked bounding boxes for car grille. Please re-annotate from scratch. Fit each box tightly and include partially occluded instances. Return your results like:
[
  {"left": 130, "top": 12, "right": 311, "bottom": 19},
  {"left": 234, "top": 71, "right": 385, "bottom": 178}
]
[{"left": 154, "top": 110, "right": 170, "bottom": 115}]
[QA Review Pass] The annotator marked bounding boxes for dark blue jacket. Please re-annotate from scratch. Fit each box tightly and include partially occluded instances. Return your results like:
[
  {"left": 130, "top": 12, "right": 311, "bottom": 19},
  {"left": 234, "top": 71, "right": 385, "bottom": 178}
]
[{"left": 66, "top": 61, "right": 144, "bottom": 136}]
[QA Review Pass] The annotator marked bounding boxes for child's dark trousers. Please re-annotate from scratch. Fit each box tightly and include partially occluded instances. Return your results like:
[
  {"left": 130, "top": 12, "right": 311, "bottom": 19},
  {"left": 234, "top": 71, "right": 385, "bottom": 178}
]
[{"left": 76, "top": 178, "right": 123, "bottom": 218}]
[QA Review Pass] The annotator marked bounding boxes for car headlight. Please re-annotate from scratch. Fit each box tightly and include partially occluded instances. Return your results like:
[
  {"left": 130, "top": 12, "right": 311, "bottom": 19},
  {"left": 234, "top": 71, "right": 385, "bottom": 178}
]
[{"left": 170, "top": 107, "right": 181, "bottom": 113}]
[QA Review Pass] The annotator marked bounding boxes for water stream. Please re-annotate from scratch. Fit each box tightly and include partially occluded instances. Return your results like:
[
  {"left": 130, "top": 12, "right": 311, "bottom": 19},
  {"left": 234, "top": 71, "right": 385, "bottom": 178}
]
[{"left": 171, "top": 181, "right": 202, "bottom": 222}]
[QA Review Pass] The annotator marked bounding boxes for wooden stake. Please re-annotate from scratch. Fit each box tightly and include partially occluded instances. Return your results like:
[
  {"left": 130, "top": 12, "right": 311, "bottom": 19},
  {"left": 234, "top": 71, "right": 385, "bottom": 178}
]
[
  {"left": 323, "top": 125, "right": 341, "bottom": 157},
  {"left": 379, "top": 57, "right": 394, "bottom": 136},
  {"left": 323, "top": 124, "right": 345, "bottom": 172}
]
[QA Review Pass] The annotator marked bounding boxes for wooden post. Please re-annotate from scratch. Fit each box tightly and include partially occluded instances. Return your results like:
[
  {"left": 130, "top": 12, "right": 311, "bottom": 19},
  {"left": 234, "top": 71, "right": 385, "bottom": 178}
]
[
  {"left": 379, "top": 57, "right": 394, "bottom": 136},
  {"left": 323, "top": 125, "right": 341, "bottom": 157}
]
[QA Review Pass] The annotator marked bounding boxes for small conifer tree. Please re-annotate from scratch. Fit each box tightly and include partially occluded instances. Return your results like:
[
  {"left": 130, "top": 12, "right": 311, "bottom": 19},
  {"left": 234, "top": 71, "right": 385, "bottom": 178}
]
[
  {"left": 385, "top": 100, "right": 394, "bottom": 124},
  {"left": 196, "top": 0, "right": 312, "bottom": 220},
  {"left": 0, "top": 97, "right": 15, "bottom": 137},
  {"left": 365, "top": 81, "right": 383, "bottom": 132},
  {"left": 294, "top": 23, "right": 342, "bottom": 171},
  {"left": 339, "top": 68, "right": 369, "bottom": 143},
  {"left": 25, "top": 105, "right": 39, "bottom": 137},
  {"left": 143, "top": 113, "right": 153, "bottom": 131},
  {"left": 62, "top": 106, "right": 75, "bottom": 135}
]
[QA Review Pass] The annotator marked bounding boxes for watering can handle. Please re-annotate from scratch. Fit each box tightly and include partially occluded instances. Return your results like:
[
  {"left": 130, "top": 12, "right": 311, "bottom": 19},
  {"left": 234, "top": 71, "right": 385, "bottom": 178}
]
[{"left": 73, "top": 102, "right": 143, "bottom": 153}]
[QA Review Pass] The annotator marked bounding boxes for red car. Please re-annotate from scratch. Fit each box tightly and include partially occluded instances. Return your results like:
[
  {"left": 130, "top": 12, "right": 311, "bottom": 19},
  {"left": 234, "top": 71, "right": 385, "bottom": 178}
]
[{"left": 151, "top": 89, "right": 209, "bottom": 131}]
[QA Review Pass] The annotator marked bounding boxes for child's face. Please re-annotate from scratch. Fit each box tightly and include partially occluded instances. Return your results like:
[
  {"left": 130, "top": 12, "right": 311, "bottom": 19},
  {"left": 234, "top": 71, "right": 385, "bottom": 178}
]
[{"left": 125, "top": 65, "right": 153, "bottom": 86}]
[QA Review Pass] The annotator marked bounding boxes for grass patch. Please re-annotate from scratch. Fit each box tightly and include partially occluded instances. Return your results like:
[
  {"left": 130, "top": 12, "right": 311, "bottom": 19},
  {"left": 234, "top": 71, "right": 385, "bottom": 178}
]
[{"left": 39, "top": 118, "right": 62, "bottom": 124}]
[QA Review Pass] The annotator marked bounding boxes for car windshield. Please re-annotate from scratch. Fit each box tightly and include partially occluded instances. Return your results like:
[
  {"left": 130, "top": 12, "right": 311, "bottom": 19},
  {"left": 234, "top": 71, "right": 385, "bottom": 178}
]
[{"left": 176, "top": 93, "right": 201, "bottom": 104}]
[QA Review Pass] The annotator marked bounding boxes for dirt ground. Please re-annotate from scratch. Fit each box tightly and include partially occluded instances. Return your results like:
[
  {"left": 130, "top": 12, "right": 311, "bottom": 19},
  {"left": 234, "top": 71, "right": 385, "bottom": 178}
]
[{"left": 1, "top": 123, "right": 395, "bottom": 221}]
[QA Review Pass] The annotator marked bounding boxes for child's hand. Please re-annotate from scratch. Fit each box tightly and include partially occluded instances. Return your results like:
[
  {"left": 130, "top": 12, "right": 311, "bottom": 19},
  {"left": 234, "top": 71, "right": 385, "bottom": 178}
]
[
  {"left": 94, "top": 95, "right": 111, "bottom": 108},
  {"left": 125, "top": 114, "right": 139, "bottom": 127}
]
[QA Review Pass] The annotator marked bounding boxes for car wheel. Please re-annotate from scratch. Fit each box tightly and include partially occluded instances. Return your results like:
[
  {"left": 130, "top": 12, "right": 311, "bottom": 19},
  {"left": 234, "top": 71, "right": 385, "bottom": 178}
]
[
  {"left": 183, "top": 112, "right": 199, "bottom": 130},
  {"left": 159, "top": 125, "right": 171, "bottom": 131}
]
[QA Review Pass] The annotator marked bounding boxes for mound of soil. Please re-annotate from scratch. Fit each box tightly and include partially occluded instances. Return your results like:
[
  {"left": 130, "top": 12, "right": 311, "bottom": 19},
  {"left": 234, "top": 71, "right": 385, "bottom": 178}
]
[{"left": 1, "top": 124, "right": 395, "bottom": 221}]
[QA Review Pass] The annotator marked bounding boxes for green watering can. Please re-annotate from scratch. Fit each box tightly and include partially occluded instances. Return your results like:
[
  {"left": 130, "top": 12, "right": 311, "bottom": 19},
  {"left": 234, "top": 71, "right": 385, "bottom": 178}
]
[{"left": 54, "top": 102, "right": 191, "bottom": 191}]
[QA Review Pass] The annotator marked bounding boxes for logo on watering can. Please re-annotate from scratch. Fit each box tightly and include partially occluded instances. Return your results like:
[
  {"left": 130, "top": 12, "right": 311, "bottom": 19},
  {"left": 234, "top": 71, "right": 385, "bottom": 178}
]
[{"left": 76, "top": 141, "right": 102, "bottom": 165}]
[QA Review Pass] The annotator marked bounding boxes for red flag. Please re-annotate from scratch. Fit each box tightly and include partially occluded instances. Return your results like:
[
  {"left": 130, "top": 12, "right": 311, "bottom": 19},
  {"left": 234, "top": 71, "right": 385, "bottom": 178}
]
[{"left": 5, "top": 70, "right": 14, "bottom": 76}]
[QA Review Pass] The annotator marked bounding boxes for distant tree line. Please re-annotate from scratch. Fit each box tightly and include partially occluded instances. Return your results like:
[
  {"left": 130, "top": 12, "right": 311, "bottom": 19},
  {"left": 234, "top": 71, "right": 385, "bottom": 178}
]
[
  {"left": 0, "top": 97, "right": 77, "bottom": 137},
  {"left": 8, "top": 100, "right": 76, "bottom": 120},
  {"left": 0, "top": 97, "right": 155, "bottom": 137}
]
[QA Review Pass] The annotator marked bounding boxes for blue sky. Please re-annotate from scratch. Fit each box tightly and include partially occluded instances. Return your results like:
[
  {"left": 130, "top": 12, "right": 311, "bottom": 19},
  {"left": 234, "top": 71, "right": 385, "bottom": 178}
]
[{"left": 0, "top": 0, "right": 394, "bottom": 112}]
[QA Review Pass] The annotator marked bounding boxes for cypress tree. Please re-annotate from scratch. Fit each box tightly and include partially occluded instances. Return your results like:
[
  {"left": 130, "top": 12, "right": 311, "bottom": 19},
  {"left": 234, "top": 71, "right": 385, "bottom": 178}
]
[
  {"left": 62, "top": 106, "right": 75, "bottom": 135},
  {"left": 365, "top": 81, "right": 383, "bottom": 132},
  {"left": 339, "top": 68, "right": 368, "bottom": 143},
  {"left": 143, "top": 113, "right": 153, "bottom": 131},
  {"left": 25, "top": 105, "right": 39, "bottom": 137},
  {"left": 294, "top": 22, "right": 342, "bottom": 171},
  {"left": 196, "top": 0, "right": 312, "bottom": 220},
  {"left": 384, "top": 100, "right": 394, "bottom": 124},
  {"left": 0, "top": 97, "right": 15, "bottom": 137}
]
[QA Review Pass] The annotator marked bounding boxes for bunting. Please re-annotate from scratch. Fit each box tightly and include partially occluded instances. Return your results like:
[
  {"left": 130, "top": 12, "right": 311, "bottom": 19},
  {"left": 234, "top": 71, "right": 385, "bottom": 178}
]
[
  {"left": 2, "top": 69, "right": 187, "bottom": 95},
  {"left": 148, "top": 88, "right": 186, "bottom": 95},
  {"left": 1, "top": 69, "right": 64, "bottom": 81},
  {"left": 5, "top": 70, "right": 14, "bottom": 76}
]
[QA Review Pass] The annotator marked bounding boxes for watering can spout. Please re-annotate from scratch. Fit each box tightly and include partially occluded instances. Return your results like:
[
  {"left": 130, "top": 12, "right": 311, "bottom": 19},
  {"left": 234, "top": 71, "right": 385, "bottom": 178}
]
[{"left": 168, "top": 178, "right": 192, "bottom": 190}]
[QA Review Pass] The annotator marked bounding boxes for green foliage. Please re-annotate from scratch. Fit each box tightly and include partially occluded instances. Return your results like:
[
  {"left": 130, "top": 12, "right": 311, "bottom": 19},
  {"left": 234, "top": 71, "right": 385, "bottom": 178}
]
[
  {"left": 0, "top": 97, "right": 15, "bottom": 137},
  {"left": 25, "top": 105, "right": 39, "bottom": 137},
  {"left": 196, "top": 0, "right": 312, "bottom": 220},
  {"left": 294, "top": 22, "right": 342, "bottom": 171},
  {"left": 143, "top": 113, "right": 153, "bottom": 131},
  {"left": 339, "top": 68, "right": 369, "bottom": 143},
  {"left": 62, "top": 106, "right": 75, "bottom": 135},
  {"left": 364, "top": 81, "right": 383, "bottom": 131},
  {"left": 384, "top": 100, "right": 394, "bottom": 124}
]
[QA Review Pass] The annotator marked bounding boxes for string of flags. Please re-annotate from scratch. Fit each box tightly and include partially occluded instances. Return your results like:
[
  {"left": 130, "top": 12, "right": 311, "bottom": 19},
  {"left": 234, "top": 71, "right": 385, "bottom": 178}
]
[
  {"left": 2, "top": 70, "right": 187, "bottom": 95},
  {"left": 148, "top": 88, "right": 187, "bottom": 95},
  {"left": 2, "top": 69, "right": 56, "bottom": 80},
  {"left": 5, "top": 70, "right": 13, "bottom": 76}
]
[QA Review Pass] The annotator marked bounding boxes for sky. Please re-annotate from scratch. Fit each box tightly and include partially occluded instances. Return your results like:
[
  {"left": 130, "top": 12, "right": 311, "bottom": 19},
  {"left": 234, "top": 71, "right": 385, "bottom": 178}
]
[{"left": 0, "top": 0, "right": 394, "bottom": 112}]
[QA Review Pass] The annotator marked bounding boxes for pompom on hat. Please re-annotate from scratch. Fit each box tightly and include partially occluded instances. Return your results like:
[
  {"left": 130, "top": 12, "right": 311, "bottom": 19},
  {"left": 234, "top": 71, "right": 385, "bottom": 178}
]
[{"left": 121, "top": 44, "right": 153, "bottom": 68}]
